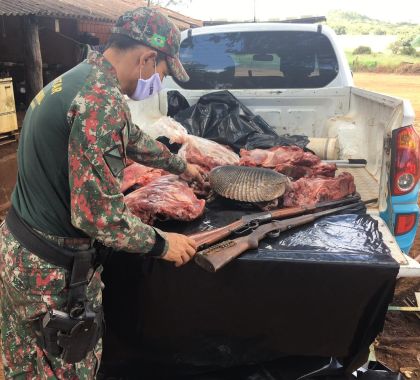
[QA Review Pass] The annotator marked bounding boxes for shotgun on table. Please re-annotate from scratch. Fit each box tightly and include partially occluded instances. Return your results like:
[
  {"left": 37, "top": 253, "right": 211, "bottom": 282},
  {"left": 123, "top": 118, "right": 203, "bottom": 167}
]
[
  {"left": 189, "top": 195, "right": 376, "bottom": 248},
  {"left": 194, "top": 201, "right": 373, "bottom": 273}
]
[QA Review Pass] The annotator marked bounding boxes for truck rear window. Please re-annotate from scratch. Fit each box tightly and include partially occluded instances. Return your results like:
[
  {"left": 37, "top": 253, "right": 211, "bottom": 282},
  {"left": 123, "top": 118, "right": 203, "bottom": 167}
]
[{"left": 177, "top": 30, "right": 339, "bottom": 89}]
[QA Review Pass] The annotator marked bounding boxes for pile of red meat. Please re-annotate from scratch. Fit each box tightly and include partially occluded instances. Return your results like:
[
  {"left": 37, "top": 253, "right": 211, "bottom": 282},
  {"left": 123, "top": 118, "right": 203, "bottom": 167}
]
[
  {"left": 178, "top": 136, "right": 239, "bottom": 173},
  {"left": 120, "top": 136, "right": 239, "bottom": 225},
  {"left": 283, "top": 172, "right": 356, "bottom": 207},
  {"left": 239, "top": 146, "right": 336, "bottom": 179},
  {"left": 121, "top": 163, "right": 168, "bottom": 193},
  {"left": 121, "top": 118, "right": 356, "bottom": 224},
  {"left": 239, "top": 146, "right": 356, "bottom": 207},
  {"left": 124, "top": 174, "right": 205, "bottom": 225}
]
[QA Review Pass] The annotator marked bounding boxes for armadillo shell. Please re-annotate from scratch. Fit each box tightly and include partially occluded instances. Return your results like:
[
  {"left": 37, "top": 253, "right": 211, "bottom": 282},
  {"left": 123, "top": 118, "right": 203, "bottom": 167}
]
[{"left": 209, "top": 166, "right": 288, "bottom": 202}]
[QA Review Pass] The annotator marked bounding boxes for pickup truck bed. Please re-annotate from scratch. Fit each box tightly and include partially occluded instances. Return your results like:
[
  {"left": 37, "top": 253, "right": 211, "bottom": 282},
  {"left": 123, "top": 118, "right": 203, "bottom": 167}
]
[
  {"left": 161, "top": 22, "right": 419, "bottom": 256},
  {"left": 128, "top": 87, "right": 420, "bottom": 277},
  {"left": 337, "top": 167, "right": 379, "bottom": 202}
]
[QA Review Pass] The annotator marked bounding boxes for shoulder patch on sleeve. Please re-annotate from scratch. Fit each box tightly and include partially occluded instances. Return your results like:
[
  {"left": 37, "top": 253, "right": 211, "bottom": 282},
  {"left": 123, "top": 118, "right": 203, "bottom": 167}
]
[{"left": 104, "top": 145, "right": 126, "bottom": 177}]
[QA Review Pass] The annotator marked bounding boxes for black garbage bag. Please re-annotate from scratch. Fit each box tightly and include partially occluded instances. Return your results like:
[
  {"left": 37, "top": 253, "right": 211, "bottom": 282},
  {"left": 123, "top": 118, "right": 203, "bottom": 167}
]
[
  {"left": 167, "top": 90, "right": 190, "bottom": 117},
  {"left": 173, "top": 90, "right": 309, "bottom": 152}
]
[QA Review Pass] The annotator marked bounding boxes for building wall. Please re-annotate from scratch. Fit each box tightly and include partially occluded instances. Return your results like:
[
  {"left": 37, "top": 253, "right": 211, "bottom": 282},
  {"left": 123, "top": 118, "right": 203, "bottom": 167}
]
[{"left": 78, "top": 20, "right": 113, "bottom": 45}]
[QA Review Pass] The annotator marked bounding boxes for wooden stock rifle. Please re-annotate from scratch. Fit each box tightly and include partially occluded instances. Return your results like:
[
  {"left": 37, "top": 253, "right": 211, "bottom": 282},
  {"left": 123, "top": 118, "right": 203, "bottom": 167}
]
[
  {"left": 194, "top": 200, "right": 375, "bottom": 273},
  {"left": 190, "top": 195, "right": 377, "bottom": 248}
]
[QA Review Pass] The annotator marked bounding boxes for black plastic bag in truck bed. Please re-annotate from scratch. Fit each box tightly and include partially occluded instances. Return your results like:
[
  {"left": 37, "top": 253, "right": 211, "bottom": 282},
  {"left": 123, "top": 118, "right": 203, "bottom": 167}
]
[{"left": 173, "top": 90, "right": 309, "bottom": 152}]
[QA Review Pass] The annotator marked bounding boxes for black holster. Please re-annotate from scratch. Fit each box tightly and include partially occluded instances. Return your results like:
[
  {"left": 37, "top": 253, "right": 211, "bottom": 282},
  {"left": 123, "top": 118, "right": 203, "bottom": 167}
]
[
  {"left": 37, "top": 303, "right": 103, "bottom": 364},
  {"left": 37, "top": 251, "right": 104, "bottom": 363},
  {"left": 6, "top": 206, "right": 104, "bottom": 364}
]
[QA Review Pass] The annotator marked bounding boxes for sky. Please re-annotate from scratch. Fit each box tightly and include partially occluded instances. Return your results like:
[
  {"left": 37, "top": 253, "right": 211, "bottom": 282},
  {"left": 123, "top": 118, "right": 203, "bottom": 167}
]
[{"left": 171, "top": 0, "right": 420, "bottom": 24}]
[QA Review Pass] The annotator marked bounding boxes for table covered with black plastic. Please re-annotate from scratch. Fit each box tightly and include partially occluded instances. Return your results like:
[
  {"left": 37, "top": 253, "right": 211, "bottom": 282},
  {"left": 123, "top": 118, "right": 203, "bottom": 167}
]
[{"left": 99, "top": 206, "right": 399, "bottom": 379}]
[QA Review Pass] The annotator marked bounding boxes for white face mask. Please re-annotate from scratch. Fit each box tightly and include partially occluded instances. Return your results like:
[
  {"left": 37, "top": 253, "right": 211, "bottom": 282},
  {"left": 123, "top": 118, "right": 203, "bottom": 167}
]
[{"left": 130, "top": 61, "right": 163, "bottom": 101}]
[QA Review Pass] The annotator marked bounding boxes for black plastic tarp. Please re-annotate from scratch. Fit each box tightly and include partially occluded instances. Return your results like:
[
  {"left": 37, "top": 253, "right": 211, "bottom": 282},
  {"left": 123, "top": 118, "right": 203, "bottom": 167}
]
[
  {"left": 173, "top": 90, "right": 309, "bottom": 151},
  {"left": 100, "top": 209, "right": 399, "bottom": 379}
]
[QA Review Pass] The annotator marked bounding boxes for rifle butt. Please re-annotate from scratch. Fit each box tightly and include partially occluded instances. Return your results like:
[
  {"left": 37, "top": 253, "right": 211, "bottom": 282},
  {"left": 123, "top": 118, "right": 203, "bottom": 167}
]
[{"left": 194, "top": 239, "right": 253, "bottom": 273}]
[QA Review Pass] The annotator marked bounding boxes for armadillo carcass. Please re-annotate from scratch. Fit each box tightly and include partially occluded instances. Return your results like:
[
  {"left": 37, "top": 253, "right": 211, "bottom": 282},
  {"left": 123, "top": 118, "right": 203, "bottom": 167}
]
[{"left": 209, "top": 166, "right": 289, "bottom": 202}]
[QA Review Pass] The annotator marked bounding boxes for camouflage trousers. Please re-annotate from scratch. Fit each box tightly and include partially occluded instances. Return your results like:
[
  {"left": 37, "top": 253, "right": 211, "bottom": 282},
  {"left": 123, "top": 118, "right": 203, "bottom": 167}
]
[{"left": 0, "top": 223, "right": 103, "bottom": 379}]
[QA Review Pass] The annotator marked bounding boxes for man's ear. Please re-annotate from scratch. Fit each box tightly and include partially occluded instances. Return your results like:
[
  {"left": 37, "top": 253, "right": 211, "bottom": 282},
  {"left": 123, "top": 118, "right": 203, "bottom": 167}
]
[{"left": 139, "top": 49, "right": 157, "bottom": 67}]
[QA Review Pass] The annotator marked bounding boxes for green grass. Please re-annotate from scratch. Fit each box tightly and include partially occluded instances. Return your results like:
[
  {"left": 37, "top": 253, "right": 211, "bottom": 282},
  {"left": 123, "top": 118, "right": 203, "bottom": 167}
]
[{"left": 345, "top": 51, "right": 420, "bottom": 72}]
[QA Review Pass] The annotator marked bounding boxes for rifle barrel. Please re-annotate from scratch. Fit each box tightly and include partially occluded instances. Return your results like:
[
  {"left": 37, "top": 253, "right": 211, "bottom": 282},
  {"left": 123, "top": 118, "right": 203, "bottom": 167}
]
[
  {"left": 195, "top": 201, "right": 370, "bottom": 273},
  {"left": 190, "top": 195, "right": 374, "bottom": 248}
]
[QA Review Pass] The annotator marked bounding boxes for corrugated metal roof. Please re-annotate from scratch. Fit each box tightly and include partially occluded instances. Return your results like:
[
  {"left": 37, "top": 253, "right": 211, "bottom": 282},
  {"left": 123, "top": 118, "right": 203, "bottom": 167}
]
[
  {"left": 0, "top": 0, "right": 202, "bottom": 27},
  {"left": 156, "top": 6, "right": 203, "bottom": 28},
  {"left": 0, "top": 0, "right": 116, "bottom": 21}
]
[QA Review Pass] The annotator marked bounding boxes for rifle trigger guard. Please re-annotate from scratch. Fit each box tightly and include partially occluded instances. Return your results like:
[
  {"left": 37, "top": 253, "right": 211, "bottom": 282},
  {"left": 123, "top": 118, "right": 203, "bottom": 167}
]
[
  {"left": 267, "top": 229, "right": 281, "bottom": 238},
  {"left": 233, "top": 220, "right": 260, "bottom": 236}
]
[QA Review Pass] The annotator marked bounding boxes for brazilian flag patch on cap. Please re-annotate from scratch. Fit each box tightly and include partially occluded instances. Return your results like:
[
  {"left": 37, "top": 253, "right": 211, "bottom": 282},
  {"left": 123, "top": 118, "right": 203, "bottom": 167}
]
[{"left": 150, "top": 33, "right": 166, "bottom": 48}]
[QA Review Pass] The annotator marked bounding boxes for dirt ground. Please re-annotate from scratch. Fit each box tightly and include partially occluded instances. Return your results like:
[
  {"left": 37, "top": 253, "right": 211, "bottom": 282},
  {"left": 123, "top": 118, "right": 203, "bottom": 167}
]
[
  {"left": 353, "top": 73, "right": 420, "bottom": 128},
  {"left": 375, "top": 278, "right": 420, "bottom": 379}
]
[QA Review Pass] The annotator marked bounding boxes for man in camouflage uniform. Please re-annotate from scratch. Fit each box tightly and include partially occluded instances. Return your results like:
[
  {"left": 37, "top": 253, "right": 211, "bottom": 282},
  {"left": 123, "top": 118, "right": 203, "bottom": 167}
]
[{"left": 0, "top": 7, "right": 202, "bottom": 379}]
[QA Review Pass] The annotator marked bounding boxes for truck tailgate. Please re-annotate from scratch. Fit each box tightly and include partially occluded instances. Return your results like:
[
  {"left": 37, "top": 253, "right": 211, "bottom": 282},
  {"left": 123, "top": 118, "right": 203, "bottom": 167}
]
[
  {"left": 336, "top": 166, "right": 419, "bottom": 276},
  {"left": 369, "top": 214, "right": 420, "bottom": 277}
]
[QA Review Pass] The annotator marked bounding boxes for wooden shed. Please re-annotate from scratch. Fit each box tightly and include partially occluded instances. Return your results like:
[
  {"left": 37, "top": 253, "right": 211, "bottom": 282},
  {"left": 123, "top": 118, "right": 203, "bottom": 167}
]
[{"left": 0, "top": 0, "right": 202, "bottom": 107}]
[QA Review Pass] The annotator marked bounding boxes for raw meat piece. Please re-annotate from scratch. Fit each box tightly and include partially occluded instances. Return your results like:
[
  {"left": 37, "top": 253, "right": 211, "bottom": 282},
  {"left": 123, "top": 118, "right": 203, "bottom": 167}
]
[
  {"left": 311, "top": 162, "right": 337, "bottom": 177},
  {"left": 178, "top": 136, "right": 240, "bottom": 172},
  {"left": 121, "top": 163, "right": 168, "bottom": 193},
  {"left": 274, "top": 164, "right": 314, "bottom": 180},
  {"left": 240, "top": 146, "right": 318, "bottom": 167},
  {"left": 190, "top": 180, "right": 212, "bottom": 198},
  {"left": 274, "top": 162, "right": 336, "bottom": 179},
  {"left": 283, "top": 172, "right": 356, "bottom": 207},
  {"left": 240, "top": 146, "right": 336, "bottom": 179},
  {"left": 239, "top": 148, "right": 271, "bottom": 167},
  {"left": 124, "top": 175, "right": 206, "bottom": 225}
]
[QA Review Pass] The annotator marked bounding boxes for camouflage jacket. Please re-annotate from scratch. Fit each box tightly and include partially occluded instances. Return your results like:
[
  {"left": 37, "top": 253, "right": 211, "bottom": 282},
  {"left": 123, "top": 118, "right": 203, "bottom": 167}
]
[
  {"left": 68, "top": 50, "right": 187, "bottom": 255},
  {"left": 12, "top": 50, "right": 186, "bottom": 256}
]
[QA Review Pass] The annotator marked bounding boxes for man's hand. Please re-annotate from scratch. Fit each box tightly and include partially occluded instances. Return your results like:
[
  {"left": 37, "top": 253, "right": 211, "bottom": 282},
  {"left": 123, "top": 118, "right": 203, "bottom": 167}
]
[
  {"left": 180, "top": 163, "right": 206, "bottom": 184},
  {"left": 160, "top": 232, "right": 197, "bottom": 267}
]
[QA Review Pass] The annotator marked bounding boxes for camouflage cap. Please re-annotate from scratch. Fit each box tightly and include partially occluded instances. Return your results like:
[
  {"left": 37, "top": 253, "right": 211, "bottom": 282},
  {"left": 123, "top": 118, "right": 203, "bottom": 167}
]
[{"left": 112, "top": 7, "right": 189, "bottom": 82}]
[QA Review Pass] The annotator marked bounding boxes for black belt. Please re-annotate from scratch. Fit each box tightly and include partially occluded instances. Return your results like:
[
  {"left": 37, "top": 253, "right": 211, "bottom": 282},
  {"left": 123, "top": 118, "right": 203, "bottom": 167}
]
[
  {"left": 5, "top": 206, "right": 94, "bottom": 271},
  {"left": 5, "top": 206, "right": 105, "bottom": 363}
]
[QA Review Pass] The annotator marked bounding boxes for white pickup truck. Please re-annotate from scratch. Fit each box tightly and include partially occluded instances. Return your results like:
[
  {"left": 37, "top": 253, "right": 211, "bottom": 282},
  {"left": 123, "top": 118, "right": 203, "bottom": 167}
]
[{"left": 129, "top": 22, "right": 420, "bottom": 276}]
